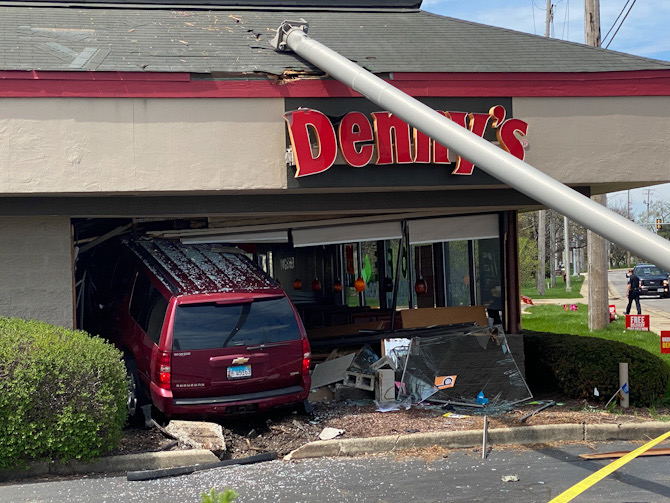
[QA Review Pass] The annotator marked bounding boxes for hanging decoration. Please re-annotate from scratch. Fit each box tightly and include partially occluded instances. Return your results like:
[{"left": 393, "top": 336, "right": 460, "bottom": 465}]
[
  {"left": 354, "top": 277, "right": 366, "bottom": 292},
  {"left": 414, "top": 277, "right": 428, "bottom": 295},
  {"left": 311, "top": 278, "right": 322, "bottom": 292},
  {"left": 382, "top": 276, "right": 394, "bottom": 293},
  {"left": 293, "top": 278, "right": 303, "bottom": 290},
  {"left": 333, "top": 278, "right": 343, "bottom": 292}
]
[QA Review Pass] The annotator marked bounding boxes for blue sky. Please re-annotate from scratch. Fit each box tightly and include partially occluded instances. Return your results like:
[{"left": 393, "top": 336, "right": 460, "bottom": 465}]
[{"left": 420, "top": 0, "right": 670, "bottom": 217}]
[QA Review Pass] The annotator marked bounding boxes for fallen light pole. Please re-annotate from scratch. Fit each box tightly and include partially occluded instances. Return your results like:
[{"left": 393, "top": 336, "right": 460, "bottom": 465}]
[{"left": 271, "top": 20, "right": 670, "bottom": 272}]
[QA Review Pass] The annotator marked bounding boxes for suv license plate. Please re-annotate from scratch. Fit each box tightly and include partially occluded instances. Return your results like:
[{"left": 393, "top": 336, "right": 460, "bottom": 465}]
[
  {"left": 227, "top": 364, "right": 252, "bottom": 379},
  {"left": 657, "top": 288, "right": 665, "bottom": 292}
]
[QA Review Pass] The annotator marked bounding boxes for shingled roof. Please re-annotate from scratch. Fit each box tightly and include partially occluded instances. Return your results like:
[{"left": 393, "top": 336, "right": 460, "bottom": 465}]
[{"left": 1, "top": 2, "right": 669, "bottom": 75}]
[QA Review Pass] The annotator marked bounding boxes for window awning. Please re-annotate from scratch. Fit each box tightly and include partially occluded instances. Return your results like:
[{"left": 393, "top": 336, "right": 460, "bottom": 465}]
[
  {"left": 408, "top": 214, "right": 499, "bottom": 244},
  {"left": 181, "top": 230, "right": 289, "bottom": 245},
  {"left": 292, "top": 221, "right": 402, "bottom": 247}
]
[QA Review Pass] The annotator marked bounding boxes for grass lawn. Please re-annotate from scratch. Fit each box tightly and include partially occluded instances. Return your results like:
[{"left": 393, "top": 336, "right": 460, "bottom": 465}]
[
  {"left": 523, "top": 303, "right": 670, "bottom": 402},
  {"left": 520, "top": 275, "right": 584, "bottom": 299}
]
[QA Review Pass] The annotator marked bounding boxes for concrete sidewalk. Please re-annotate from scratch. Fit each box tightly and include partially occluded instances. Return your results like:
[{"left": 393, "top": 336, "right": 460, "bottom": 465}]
[{"left": 528, "top": 272, "right": 670, "bottom": 335}]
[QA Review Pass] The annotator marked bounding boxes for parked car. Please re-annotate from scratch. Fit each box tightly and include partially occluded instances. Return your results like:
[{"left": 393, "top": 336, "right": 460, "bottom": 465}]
[
  {"left": 631, "top": 263, "right": 670, "bottom": 298},
  {"left": 84, "top": 238, "right": 311, "bottom": 418}
]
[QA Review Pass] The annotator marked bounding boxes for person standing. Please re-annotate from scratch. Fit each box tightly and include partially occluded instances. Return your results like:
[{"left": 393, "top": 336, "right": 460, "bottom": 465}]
[{"left": 625, "top": 268, "right": 641, "bottom": 315}]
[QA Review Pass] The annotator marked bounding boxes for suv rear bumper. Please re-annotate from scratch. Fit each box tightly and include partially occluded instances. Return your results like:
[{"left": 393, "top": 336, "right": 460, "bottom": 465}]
[{"left": 150, "top": 381, "right": 309, "bottom": 416}]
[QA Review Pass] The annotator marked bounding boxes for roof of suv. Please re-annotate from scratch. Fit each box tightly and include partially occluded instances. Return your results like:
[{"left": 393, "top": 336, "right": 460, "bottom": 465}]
[{"left": 124, "top": 238, "right": 282, "bottom": 295}]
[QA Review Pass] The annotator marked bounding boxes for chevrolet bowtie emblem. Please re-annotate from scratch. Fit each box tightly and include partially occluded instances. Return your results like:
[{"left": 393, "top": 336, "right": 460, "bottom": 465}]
[{"left": 232, "top": 357, "right": 249, "bottom": 365}]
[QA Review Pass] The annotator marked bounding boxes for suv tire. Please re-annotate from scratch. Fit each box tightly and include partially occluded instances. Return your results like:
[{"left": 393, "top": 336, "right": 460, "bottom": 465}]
[{"left": 124, "top": 356, "right": 148, "bottom": 418}]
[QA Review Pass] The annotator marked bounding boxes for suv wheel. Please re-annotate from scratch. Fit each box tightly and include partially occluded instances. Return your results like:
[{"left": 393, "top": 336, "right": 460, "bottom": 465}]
[{"left": 124, "top": 357, "right": 147, "bottom": 418}]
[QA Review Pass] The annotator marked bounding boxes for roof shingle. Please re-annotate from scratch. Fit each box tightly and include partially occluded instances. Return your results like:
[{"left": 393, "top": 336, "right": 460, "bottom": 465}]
[{"left": 0, "top": 5, "right": 668, "bottom": 75}]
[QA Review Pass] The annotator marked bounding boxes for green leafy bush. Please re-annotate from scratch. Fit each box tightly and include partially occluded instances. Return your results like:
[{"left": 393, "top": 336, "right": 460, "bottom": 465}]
[
  {"left": 202, "top": 489, "right": 238, "bottom": 503},
  {"left": 0, "top": 317, "right": 127, "bottom": 469},
  {"left": 524, "top": 330, "right": 670, "bottom": 407}
]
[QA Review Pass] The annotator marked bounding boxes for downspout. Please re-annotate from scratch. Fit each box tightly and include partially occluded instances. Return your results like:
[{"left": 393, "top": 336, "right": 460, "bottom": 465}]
[{"left": 271, "top": 20, "right": 670, "bottom": 273}]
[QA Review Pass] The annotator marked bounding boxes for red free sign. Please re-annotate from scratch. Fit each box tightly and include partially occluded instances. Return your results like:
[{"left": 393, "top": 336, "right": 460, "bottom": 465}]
[
  {"left": 626, "top": 314, "right": 650, "bottom": 331},
  {"left": 662, "top": 331, "right": 670, "bottom": 354}
]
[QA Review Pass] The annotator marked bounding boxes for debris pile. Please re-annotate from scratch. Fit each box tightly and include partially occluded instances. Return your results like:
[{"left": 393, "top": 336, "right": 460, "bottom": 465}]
[{"left": 308, "top": 324, "right": 532, "bottom": 414}]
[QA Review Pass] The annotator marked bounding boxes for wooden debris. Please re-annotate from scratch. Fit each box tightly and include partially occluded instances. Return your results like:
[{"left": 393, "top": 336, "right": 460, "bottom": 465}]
[{"left": 579, "top": 448, "right": 670, "bottom": 460}]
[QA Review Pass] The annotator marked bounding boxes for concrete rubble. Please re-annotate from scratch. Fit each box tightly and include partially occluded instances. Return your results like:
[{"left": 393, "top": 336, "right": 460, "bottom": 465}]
[{"left": 164, "top": 420, "right": 226, "bottom": 453}]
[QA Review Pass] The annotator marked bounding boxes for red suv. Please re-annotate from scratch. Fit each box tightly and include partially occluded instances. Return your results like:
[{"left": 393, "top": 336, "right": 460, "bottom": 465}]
[{"left": 84, "top": 238, "right": 310, "bottom": 418}]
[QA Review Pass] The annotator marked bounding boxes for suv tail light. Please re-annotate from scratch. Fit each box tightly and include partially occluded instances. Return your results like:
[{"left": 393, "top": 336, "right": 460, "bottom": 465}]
[
  {"left": 301, "top": 337, "right": 311, "bottom": 375},
  {"left": 156, "top": 350, "right": 172, "bottom": 389}
]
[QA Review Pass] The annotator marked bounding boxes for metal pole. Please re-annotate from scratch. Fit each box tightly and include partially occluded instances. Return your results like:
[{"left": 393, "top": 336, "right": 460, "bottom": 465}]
[
  {"left": 619, "top": 362, "right": 629, "bottom": 408},
  {"left": 272, "top": 23, "right": 670, "bottom": 273},
  {"left": 482, "top": 415, "right": 488, "bottom": 460},
  {"left": 564, "top": 216, "right": 571, "bottom": 292},
  {"left": 389, "top": 221, "right": 406, "bottom": 331},
  {"left": 550, "top": 212, "right": 557, "bottom": 287}
]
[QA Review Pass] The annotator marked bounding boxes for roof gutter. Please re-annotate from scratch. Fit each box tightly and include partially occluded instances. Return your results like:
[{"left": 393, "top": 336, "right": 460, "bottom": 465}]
[{"left": 271, "top": 20, "right": 670, "bottom": 273}]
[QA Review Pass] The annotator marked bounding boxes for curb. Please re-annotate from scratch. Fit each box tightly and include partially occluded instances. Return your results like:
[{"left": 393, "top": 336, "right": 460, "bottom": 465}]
[
  {"left": 284, "top": 422, "right": 670, "bottom": 460},
  {"left": 3, "top": 423, "right": 669, "bottom": 481},
  {"left": 0, "top": 449, "right": 219, "bottom": 482}
]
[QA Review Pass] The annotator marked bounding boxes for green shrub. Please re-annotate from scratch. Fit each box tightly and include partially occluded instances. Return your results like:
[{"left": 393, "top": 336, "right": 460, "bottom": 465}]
[
  {"left": 202, "top": 489, "right": 238, "bottom": 503},
  {"left": 524, "top": 330, "right": 670, "bottom": 407},
  {"left": 0, "top": 317, "right": 128, "bottom": 469}
]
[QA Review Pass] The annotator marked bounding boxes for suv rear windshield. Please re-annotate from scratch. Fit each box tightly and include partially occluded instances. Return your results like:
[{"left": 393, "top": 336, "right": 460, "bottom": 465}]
[{"left": 172, "top": 296, "right": 301, "bottom": 350}]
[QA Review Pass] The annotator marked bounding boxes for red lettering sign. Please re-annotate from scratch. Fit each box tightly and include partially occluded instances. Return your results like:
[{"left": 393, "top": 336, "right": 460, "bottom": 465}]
[
  {"left": 338, "top": 112, "right": 375, "bottom": 167},
  {"left": 661, "top": 331, "right": 670, "bottom": 354},
  {"left": 625, "top": 314, "right": 650, "bottom": 331},
  {"left": 284, "top": 109, "right": 338, "bottom": 177},
  {"left": 285, "top": 106, "right": 528, "bottom": 178},
  {"left": 371, "top": 112, "right": 413, "bottom": 165}
]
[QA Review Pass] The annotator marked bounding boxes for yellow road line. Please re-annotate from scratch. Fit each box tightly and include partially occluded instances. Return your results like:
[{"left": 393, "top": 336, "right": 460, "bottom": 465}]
[{"left": 548, "top": 429, "right": 670, "bottom": 503}]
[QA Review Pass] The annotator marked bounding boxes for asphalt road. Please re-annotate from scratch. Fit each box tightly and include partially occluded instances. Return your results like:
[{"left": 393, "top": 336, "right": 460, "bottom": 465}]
[{"left": 3, "top": 442, "right": 669, "bottom": 503}]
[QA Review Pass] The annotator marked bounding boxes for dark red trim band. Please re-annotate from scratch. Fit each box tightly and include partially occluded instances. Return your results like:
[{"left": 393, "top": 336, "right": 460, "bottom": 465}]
[{"left": 0, "top": 70, "right": 669, "bottom": 98}]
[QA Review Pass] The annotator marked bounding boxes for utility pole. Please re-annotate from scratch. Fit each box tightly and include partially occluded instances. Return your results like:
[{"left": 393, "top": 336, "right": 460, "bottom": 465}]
[
  {"left": 585, "top": 0, "right": 609, "bottom": 330},
  {"left": 545, "top": 0, "right": 553, "bottom": 37},
  {"left": 544, "top": 3, "right": 569, "bottom": 294}
]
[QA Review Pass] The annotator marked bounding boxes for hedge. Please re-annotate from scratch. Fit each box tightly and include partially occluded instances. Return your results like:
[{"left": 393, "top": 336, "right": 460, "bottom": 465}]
[
  {"left": 0, "top": 317, "right": 128, "bottom": 469},
  {"left": 524, "top": 330, "right": 670, "bottom": 407}
]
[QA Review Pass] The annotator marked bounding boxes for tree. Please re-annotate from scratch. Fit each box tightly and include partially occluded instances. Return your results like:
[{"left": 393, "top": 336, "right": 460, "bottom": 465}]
[
  {"left": 606, "top": 201, "right": 636, "bottom": 267},
  {"left": 519, "top": 235, "right": 539, "bottom": 286},
  {"left": 648, "top": 199, "right": 670, "bottom": 241}
]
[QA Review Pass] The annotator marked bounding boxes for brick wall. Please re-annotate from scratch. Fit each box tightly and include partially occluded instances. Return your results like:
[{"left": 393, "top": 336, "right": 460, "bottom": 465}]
[{"left": 0, "top": 217, "right": 73, "bottom": 328}]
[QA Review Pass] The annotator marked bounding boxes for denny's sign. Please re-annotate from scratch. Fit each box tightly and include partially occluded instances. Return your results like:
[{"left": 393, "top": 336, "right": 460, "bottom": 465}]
[{"left": 284, "top": 105, "right": 528, "bottom": 178}]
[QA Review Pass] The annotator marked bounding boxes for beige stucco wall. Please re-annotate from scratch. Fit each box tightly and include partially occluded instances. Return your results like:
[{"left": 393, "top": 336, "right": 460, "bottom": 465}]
[
  {"left": 513, "top": 96, "right": 670, "bottom": 186},
  {"left": 0, "top": 98, "right": 287, "bottom": 194},
  {"left": 0, "top": 217, "right": 73, "bottom": 328}
]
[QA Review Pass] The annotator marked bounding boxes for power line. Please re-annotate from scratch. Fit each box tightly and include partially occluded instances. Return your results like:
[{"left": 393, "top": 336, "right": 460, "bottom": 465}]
[
  {"left": 604, "top": 0, "right": 637, "bottom": 48},
  {"left": 602, "top": 0, "right": 631, "bottom": 43},
  {"left": 531, "top": 0, "right": 537, "bottom": 34}
]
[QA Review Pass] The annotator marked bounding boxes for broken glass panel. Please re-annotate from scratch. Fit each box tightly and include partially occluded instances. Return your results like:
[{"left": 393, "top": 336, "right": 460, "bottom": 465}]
[{"left": 400, "top": 325, "right": 531, "bottom": 407}]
